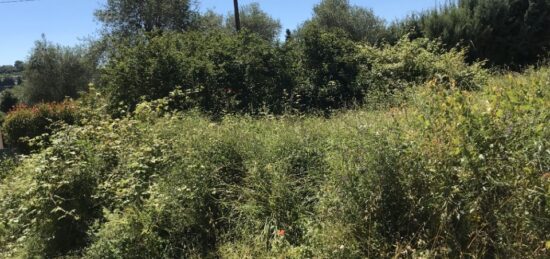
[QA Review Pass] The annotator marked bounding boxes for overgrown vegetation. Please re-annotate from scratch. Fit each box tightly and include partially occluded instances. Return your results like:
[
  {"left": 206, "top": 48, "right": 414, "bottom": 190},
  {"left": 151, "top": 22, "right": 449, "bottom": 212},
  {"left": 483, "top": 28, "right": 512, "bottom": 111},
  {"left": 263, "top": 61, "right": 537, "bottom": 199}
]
[
  {"left": 101, "top": 31, "right": 486, "bottom": 115},
  {"left": 1, "top": 0, "right": 549, "bottom": 258},
  {"left": 0, "top": 68, "right": 548, "bottom": 258}
]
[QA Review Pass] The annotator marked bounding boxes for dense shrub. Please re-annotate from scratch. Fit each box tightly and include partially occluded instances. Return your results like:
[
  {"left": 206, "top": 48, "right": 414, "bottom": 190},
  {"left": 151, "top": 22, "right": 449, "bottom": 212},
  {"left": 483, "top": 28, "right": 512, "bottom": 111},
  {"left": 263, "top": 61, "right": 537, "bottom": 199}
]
[
  {"left": 0, "top": 77, "right": 16, "bottom": 87},
  {"left": 102, "top": 31, "right": 292, "bottom": 115},
  {"left": 358, "top": 36, "right": 488, "bottom": 92},
  {"left": 291, "top": 25, "right": 362, "bottom": 112},
  {"left": 101, "top": 29, "right": 487, "bottom": 115},
  {"left": 2, "top": 101, "right": 79, "bottom": 153},
  {"left": 311, "top": 69, "right": 549, "bottom": 257},
  {"left": 0, "top": 68, "right": 547, "bottom": 257}
]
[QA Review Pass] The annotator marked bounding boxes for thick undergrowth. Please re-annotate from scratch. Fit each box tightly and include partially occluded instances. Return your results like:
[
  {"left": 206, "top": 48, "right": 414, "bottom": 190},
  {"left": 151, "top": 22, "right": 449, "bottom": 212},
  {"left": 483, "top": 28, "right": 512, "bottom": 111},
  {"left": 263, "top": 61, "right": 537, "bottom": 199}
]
[{"left": 0, "top": 68, "right": 548, "bottom": 258}]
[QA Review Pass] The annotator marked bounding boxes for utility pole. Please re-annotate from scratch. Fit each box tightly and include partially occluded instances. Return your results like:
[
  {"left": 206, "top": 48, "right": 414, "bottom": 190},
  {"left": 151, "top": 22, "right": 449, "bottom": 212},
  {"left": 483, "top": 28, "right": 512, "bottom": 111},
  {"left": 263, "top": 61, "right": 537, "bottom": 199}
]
[
  {"left": 233, "top": 0, "right": 241, "bottom": 31},
  {"left": 0, "top": 131, "right": 4, "bottom": 150}
]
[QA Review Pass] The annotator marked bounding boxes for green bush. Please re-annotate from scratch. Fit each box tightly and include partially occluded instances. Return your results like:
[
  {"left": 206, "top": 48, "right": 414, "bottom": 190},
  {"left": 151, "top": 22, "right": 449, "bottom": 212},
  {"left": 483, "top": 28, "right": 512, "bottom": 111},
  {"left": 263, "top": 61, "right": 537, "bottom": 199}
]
[
  {"left": 2, "top": 101, "right": 79, "bottom": 153},
  {"left": 290, "top": 25, "right": 362, "bottom": 112},
  {"left": 101, "top": 31, "right": 487, "bottom": 115},
  {"left": 1, "top": 68, "right": 547, "bottom": 258}
]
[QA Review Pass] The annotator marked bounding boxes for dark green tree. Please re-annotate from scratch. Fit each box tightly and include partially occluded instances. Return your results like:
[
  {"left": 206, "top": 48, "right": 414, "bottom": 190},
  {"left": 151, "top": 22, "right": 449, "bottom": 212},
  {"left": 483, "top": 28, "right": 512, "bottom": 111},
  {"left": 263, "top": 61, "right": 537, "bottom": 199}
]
[
  {"left": 397, "top": 0, "right": 550, "bottom": 67},
  {"left": 0, "top": 65, "right": 15, "bottom": 74},
  {"left": 101, "top": 31, "right": 292, "bottom": 115}
]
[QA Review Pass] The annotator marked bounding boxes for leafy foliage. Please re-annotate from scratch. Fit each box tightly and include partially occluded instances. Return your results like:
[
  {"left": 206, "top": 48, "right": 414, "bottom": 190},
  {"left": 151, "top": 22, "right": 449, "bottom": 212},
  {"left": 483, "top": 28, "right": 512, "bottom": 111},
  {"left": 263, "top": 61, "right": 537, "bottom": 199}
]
[
  {"left": 0, "top": 61, "right": 24, "bottom": 75},
  {"left": 2, "top": 1, "right": 549, "bottom": 257},
  {"left": 0, "top": 153, "right": 16, "bottom": 181},
  {"left": 101, "top": 31, "right": 293, "bottom": 115},
  {"left": 358, "top": 36, "right": 488, "bottom": 93},
  {"left": 0, "top": 77, "right": 16, "bottom": 88},
  {"left": 291, "top": 26, "right": 362, "bottom": 112},
  {"left": 100, "top": 29, "right": 486, "bottom": 115},
  {"left": 0, "top": 68, "right": 548, "bottom": 258}
]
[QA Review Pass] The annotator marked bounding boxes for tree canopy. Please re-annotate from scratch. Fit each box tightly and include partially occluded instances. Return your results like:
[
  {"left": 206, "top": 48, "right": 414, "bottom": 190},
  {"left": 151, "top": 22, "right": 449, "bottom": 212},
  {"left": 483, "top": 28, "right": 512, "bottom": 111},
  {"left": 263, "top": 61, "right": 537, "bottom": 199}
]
[
  {"left": 393, "top": 0, "right": 550, "bottom": 67},
  {"left": 22, "top": 37, "right": 93, "bottom": 104},
  {"left": 305, "top": 0, "right": 386, "bottom": 44},
  {"left": 95, "top": 0, "right": 198, "bottom": 36},
  {"left": 226, "top": 3, "right": 282, "bottom": 42}
]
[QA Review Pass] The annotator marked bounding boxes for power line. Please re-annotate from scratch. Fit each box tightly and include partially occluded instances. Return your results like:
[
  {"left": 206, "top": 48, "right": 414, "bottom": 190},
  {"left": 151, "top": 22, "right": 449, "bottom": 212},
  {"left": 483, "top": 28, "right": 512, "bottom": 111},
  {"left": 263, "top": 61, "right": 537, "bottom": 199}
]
[{"left": 0, "top": 0, "right": 39, "bottom": 4}]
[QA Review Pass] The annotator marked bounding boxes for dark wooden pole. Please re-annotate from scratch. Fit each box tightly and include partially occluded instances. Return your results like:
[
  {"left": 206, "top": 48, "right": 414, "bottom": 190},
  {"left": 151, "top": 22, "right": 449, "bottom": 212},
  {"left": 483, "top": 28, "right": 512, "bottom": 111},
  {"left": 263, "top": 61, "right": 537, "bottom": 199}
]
[{"left": 233, "top": 0, "right": 241, "bottom": 31}]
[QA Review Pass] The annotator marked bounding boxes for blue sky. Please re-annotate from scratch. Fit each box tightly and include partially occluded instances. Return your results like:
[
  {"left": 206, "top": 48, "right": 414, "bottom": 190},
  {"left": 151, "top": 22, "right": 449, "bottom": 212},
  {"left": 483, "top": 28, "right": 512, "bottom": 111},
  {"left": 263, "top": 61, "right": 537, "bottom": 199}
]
[{"left": 0, "top": 0, "right": 439, "bottom": 65}]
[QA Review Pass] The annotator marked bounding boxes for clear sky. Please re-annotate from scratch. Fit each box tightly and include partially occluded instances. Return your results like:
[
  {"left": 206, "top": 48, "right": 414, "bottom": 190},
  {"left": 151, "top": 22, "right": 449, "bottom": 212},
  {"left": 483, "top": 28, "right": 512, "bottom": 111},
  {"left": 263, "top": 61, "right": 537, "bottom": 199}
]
[{"left": 0, "top": 0, "right": 440, "bottom": 65}]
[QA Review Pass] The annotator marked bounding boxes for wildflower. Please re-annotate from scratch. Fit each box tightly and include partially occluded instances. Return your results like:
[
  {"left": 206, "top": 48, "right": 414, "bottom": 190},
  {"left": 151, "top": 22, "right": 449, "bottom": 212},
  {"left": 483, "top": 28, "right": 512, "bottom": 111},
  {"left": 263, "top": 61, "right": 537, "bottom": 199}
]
[{"left": 277, "top": 229, "right": 285, "bottom": 237}]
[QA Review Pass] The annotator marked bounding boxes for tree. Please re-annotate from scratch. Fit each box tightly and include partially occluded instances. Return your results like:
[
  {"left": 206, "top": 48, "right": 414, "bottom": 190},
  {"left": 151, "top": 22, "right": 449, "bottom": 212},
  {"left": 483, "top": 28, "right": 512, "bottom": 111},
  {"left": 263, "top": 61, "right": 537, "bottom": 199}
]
[
  {"left": 398, "top": 0, "right": 550, "bottom": 67},
  {"left": 193, "top": 10, "right": 224, "bottom": 31},
  {"left": 94, "top": 0, "right": 198, "bottom": 36},
  {"left": 226, "top": 3, "right": 282, "bottom": 42},
  {"left": 22, "top": 36, "right": 93, "bottom": 104},
  {"left": 305, "top": 0, "right": 386, "bottom": 44}
]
